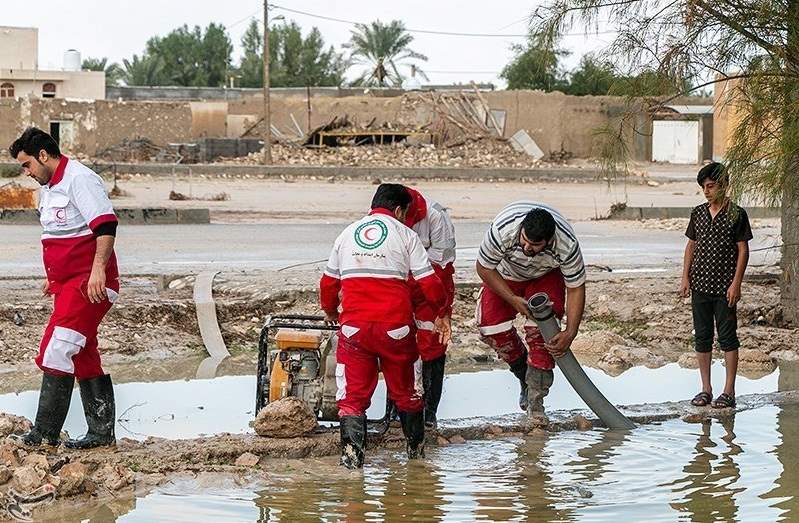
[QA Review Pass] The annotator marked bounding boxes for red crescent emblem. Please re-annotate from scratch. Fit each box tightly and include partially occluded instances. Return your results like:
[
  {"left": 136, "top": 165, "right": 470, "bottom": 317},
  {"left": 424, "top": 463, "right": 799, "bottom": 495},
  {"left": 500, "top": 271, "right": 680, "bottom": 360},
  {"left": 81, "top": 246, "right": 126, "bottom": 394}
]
[
  {"left": 364, "top": 227, "right": 377, "bottom": 241},
  {"left": 55, "top": 209, "right": 66, "bottom": 221}
]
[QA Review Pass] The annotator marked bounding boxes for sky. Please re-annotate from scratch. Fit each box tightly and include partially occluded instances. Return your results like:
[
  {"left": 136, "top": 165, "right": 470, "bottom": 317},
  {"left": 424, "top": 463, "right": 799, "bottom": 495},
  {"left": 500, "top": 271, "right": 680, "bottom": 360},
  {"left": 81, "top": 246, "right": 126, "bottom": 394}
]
[{"left": 4, "top": 0, "right": 616, "bottom": 87}]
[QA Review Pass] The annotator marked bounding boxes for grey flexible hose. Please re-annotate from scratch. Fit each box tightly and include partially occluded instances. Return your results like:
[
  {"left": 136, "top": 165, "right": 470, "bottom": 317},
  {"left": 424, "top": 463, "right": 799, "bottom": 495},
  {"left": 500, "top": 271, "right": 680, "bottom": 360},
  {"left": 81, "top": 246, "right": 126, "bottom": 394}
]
[{"left": 527, "top": 292, "right": 636, "bottom": 430}]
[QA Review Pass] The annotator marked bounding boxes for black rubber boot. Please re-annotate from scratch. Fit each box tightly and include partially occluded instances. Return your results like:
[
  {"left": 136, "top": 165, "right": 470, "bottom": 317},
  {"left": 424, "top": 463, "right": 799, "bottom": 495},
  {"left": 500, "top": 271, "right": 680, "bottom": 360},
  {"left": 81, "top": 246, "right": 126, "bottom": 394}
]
[
  {"left": 339, "top": 415, "right": 366, "bottom": 469},
  {"left": 398, "top": 410, "right": 425, "bottom": 460},
  {"left": 526, "top": 367, "right": 554, "bottom": 425},
  {"left": 423, "top": 356, "right": 446, "bottom": 429},
  {"left": 10, "top": 374, "right": 74, "bottom": 448},
  {"left": 65, "top": 374, "right": 116, "bottom": 450},
  {"left": 509, "top": 354, "right": 529, "bottom": 412}
]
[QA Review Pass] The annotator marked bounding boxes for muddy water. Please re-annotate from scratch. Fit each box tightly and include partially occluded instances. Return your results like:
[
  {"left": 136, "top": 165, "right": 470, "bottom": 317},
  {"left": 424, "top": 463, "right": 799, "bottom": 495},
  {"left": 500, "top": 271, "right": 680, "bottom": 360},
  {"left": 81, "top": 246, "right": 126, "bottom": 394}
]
[
  {"left": 51, "top": 404, "right": 799, "bottom": 522},
  {"left": 0, "top": 362, "right": 781, "bottom": 440}
]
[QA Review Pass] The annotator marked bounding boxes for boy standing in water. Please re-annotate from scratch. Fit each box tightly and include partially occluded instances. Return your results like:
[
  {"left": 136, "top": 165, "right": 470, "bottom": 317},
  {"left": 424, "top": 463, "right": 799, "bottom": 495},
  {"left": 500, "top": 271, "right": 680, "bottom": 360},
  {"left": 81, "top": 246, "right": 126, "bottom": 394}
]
[{"left": 681, "top": 162, "right": 753, "bottom": 409}]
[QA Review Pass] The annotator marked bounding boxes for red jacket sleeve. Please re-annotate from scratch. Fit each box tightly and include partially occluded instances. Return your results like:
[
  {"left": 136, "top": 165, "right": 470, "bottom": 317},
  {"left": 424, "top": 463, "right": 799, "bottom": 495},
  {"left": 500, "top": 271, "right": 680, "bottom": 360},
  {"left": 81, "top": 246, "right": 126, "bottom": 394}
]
[
  {"left": 416, "top": 272, "right": 447, "bottom": 317},
  {"left": 319, "top": 274, "right": 341, "bottom": 314},
  {"left": 432, "top": 262, "right": 455, "bottom": 311}
]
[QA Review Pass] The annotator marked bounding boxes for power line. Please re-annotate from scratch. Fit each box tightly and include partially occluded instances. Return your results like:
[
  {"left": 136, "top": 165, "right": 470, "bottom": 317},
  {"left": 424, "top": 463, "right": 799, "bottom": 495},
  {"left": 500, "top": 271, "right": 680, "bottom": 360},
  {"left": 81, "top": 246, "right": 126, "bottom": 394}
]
[{"left": 271, "top": 4, "right": 617, "bottom": 38}]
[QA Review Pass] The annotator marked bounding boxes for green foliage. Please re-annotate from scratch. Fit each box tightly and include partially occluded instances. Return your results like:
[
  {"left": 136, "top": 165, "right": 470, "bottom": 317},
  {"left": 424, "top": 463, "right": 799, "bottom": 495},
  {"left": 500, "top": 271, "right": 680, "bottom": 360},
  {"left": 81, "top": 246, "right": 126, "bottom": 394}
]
[
  {"left": 348, "top": 20, "right": 428, "bottom": 87},
  {"left": 501, "top": 36, "right": 569, "bottom": 91},
  {"left": 0, "top": 165, "right": 20, "bottom": 178},
  {"left": 121, "top": 53, "right": 165, "bottom": 86},
  {"left": 143, "top": 23, "right": 233, "bottom": 87},
  {"left": 81, "top": 57, "right": 124, "bottom": 87},
  {"left": 237, "top": 19, "right": 345, "bottom": 88}
]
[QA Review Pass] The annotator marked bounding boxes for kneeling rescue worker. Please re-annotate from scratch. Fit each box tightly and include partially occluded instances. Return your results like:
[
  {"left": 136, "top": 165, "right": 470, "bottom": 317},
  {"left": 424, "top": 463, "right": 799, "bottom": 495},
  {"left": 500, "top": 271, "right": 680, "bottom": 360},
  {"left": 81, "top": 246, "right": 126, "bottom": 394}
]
[
  {"left": 8, "top": 128, "right": 120, "bottom": 449},
  {"left": 320, "top": 184, "right": 451, "bottom": 469}
]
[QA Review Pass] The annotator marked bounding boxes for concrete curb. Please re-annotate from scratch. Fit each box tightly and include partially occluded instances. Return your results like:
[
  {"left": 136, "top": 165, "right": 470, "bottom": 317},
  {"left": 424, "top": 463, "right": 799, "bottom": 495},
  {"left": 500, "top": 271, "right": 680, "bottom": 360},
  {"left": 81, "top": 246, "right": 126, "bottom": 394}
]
[
  {"left": 0, "top": 207, "right": 211, "bottom": 225},
  {"left": 608, "top": 206, "right": 782, "bottom": 220},
  {"left": 0, "top": 161, "right": 612, "bottom": 183}
]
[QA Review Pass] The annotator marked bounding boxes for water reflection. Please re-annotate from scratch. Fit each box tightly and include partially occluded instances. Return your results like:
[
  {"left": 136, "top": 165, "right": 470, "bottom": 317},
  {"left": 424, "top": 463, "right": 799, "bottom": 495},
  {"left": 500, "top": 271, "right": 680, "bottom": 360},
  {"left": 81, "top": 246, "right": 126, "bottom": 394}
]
[{"left": 248, "top": 407, "right": 792, "bottom": 522}]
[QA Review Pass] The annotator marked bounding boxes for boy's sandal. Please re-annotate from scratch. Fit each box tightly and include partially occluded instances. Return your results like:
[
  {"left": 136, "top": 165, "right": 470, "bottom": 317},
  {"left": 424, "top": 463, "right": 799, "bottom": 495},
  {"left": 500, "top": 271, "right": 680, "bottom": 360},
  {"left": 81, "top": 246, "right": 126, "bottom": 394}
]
[
  {"left": 712, "top": 393, "right": 736, "bottom": 409},
  {"left": 690, "top": 392, "right": 712, "bottom": 407}
]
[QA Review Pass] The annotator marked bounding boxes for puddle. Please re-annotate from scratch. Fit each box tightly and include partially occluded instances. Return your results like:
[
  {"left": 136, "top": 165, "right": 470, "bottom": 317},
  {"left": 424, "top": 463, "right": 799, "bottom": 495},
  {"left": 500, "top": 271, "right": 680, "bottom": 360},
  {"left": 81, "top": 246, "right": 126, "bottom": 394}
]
[
  {"left": 52, "top": 404, "right": 799, "bottom": 522},
  {"left": 0, "top": 362, "right": 782, "bottom": 441}
]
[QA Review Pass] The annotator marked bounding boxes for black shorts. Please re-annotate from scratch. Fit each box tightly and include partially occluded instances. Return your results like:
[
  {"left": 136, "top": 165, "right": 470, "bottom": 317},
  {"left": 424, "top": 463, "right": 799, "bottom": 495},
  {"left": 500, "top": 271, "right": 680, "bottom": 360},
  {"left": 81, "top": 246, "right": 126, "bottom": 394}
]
[{"left": 691, "top": 290, "right": 740, "bottom": 353}]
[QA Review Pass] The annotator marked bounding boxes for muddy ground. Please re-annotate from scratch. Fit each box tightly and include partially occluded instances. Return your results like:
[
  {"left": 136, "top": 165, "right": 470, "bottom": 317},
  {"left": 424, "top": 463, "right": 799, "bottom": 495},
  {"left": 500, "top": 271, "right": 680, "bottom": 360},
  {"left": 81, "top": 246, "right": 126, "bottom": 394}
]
[{"left": 0, "top": 270, "right": 794, "bottom": 379}]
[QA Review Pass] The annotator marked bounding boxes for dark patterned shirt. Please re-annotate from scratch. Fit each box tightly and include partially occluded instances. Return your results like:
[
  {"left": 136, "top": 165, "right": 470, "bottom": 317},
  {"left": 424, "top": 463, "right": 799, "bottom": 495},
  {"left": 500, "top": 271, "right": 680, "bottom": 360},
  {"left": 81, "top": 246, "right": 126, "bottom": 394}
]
[{"left": 686, "top": 202, "right": 753, "bottom": 295}]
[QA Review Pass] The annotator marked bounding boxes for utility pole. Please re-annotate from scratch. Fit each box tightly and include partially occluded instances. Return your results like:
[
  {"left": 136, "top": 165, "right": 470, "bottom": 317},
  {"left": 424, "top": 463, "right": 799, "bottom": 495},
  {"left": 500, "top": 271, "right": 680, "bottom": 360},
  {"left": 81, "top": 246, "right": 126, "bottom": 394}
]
[{"left": 262, "top": 0, "right": 272, "bottom": 164}]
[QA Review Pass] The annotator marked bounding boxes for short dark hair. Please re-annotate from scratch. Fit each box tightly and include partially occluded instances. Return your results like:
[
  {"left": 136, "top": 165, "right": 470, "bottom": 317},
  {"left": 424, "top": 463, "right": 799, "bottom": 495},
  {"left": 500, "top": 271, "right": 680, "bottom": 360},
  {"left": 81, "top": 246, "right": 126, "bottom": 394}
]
[
  {"left": 9, "top": 127, "right": 61, "bottom": 160},
  {"left": 697, "top": 162, "right": 725, "bottom": 186},
  {"left": 371, "top": 183, "right": 411, "bottom": 211},
  {"left": 521, "top": 208, "right": 556, "bottom": 242}
]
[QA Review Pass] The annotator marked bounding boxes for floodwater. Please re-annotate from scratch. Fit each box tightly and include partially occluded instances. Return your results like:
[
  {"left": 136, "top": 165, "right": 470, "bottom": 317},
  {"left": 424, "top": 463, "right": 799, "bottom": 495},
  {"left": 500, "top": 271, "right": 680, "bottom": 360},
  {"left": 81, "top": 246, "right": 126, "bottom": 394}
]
[
  {"left": 0, "top": 362, "right": 783, "bottom": 440},
  {"left": 6, "top": 361, "right": 799, "bottom": 521},
  {"left": 52, "top": 405, "right": 799, "bottom": 522}
]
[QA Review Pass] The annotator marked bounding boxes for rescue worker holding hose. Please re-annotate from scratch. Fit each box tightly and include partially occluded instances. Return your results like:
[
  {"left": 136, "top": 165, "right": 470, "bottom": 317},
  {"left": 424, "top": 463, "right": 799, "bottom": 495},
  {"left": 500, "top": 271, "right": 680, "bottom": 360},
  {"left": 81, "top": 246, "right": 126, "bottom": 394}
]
[
  {"left": 476, "top": 201, "right": 586, "bottom": 424},
  {"left": 320, "top": 183, "right": 451, "bottom": 469},
  {"left": 403, "top": 186, "right": 456, "bottom": 429}
]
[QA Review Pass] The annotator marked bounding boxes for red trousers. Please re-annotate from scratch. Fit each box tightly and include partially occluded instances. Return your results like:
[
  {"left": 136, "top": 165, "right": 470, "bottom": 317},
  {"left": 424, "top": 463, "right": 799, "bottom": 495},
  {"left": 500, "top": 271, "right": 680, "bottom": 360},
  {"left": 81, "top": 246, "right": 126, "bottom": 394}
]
[
  {"left": 476, "top": 270, "right": 565, "bottom": 370},
  {"left": 37, "top": 276, "right": 118, "bottom": 380},
  {"left": 413, "top": 263, "right": 455, "bottom": 362},
  {"left": 335, "top": 321, "right": 423, "bottom": 417}
]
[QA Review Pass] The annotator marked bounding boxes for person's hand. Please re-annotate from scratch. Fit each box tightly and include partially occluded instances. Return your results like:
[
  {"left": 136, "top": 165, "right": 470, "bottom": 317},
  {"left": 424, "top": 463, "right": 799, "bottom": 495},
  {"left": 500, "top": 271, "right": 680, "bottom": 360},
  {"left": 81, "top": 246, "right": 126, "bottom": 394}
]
[
  {"left": 679, "top": 277, "right": 691, "bottom": 298},
  {"left": 41, "top": 279, "right": 51, "bottom": 297},
  {"left": 545, "top": 330, "right": 576, "bottom": 359},
  {"left": 86, "top": 268, "right": 107, "bottom": 304},
  {"left": 509, "top": 295, "right": 533, "bottom": 319},
  {"left": 434, "top": 315, "right": 452, "bottom": 345},
  {"left": 324, "top": 310, "right": 339, "bottom": 325},
  {"left": 727, "top": 282, "right": 742, "bottom": 307}
]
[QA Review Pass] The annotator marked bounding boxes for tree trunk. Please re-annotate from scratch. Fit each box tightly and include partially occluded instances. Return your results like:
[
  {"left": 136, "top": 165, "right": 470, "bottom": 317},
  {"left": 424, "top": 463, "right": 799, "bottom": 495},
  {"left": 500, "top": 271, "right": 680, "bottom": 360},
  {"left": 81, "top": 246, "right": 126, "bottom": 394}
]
[
  {"left": 782, "top": 187, "right": 799, "bottom": 325},
  {"left": 781, "top": 0, "right": 799, "bottom": 325}
]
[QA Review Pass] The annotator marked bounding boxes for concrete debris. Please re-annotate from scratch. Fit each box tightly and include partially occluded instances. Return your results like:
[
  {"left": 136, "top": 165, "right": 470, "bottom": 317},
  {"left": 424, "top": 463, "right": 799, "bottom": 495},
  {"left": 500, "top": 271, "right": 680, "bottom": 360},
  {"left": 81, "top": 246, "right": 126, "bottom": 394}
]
[
  {"left": 0, "top": 466, "right": 11, "bottom": 485},
  {"left": 12, "top": 465, "right": 46, "bottom": 495},
  {"left": 448, "top": 434, "right": 467, "bottom": 444},
  {"left": 0, "top": 182, "right": 37, "bottom": 209},
  {"left": 509, "top": 130, "right": 545, "bottom": 160},
  {"left": 253, "top": 397, "right": 318, "bottom": 438},
  {"left": 574, "top": 415, "right": 593, "bottom": 431},
  {"left": 57, "top": 462, "right": 88, "bottom": 497},
  {"left": 96, "top": 138, "right": 181, "bottom": 163},
  {"left": 96, "top": 464, "right": 135, "bottom": 492},
  {"left": 570, "top": 331, "right": 629, "bottom": 355},
  {"left": 0, "top": 414, "right": 32, "bottom": 438},
  {"left": 220, "top": 139, "right": 546, "bottom": 169},
  {"left": 234, "top": 452, "right": 261, "bottom": 467}
]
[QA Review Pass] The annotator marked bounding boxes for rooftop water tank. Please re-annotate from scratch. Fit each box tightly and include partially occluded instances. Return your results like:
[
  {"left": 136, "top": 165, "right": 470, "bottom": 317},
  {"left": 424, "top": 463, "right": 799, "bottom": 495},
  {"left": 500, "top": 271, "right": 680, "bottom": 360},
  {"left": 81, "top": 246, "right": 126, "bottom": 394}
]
[{"left": 63, "top": 49, "right": 81, "bottom": 71}]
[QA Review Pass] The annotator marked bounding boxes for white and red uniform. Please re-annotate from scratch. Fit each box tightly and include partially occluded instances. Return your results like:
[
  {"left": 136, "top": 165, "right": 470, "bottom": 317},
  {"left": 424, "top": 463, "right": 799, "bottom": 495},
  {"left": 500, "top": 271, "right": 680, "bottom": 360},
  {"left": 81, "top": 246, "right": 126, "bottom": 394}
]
[
  {"left": 36, "top": 156, "right": 119, "bottom": 380},
  {"left": 404, "top": 188, "right": 456, "bottom": 362},
  {"left": 476, "top": 201, "right": 585, "bottom": 370},
  {"left": 319, "top": 208, "right": 447, "bottom": 417}
]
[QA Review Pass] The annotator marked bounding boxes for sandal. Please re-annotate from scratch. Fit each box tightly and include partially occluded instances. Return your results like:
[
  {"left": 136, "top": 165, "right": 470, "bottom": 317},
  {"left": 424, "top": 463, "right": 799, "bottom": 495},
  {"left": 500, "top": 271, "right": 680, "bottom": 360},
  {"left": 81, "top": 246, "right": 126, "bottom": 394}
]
[
  {"left": 712, "top": 393, "right": 736, "bottom": 409},
  {"left": 690, "top": 392, "right": 712, "bottom": 407}
]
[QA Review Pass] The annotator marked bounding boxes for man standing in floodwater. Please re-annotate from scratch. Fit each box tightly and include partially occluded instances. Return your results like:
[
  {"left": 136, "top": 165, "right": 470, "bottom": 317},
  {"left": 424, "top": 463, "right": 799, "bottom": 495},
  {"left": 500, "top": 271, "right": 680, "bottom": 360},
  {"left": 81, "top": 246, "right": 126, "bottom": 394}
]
[
  {"left": 7, "top": 127, "right": 120, "bottom": 449},
  {"left": 681, "top": 162, "right": 753, "bottom": 409},
  {"left": 403, "top": 186, "right": 456, "bottom": 429},
  {"left": 320, "top": 183, "right": 450, "bottom": 469},
  {"left": 475, "top": 202, "right": 586, "bottom": 424}
]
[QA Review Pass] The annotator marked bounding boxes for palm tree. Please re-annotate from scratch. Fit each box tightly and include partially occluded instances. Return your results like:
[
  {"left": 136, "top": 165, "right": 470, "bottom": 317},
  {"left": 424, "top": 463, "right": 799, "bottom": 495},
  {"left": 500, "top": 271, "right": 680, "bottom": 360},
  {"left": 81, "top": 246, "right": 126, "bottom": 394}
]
[
  {"left": 122, "top": 54, "right": 165, "bottom": 86},
  {"left": 347, "top": 20, "right": 428, "bottom": 87}
]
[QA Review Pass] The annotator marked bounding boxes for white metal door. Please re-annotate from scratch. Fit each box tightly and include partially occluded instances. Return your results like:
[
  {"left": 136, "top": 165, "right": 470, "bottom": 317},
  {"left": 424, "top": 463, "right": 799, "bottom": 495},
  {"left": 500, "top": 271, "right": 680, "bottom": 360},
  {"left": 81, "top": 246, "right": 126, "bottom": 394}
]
[{"left": 652, "top": 120, "right": 699, "bottom": 164}]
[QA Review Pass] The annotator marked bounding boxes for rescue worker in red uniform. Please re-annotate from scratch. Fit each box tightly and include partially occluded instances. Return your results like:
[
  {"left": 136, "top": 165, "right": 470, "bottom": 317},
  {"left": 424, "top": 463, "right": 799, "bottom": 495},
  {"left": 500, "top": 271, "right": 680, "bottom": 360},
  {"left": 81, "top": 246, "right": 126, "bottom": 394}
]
[
  {"left": 403, "top": 187, "right": 456, "bottom": 428},
  {"left": 476, "top": 202, "right": 586, "bottom": 424},
  {"left": 9, "top": 128, "right": 120, "bottom": 449},
  {"left": 320, "top": 184, "right": 450, "bottom": 469}
]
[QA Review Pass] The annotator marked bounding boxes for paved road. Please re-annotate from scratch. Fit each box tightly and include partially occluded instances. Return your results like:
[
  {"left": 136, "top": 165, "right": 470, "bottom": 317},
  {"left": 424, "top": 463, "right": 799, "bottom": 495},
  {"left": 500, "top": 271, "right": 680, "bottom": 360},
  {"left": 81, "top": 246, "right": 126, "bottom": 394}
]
[{"left": 0, "top": 221, "right": 781, "bottom": 278}]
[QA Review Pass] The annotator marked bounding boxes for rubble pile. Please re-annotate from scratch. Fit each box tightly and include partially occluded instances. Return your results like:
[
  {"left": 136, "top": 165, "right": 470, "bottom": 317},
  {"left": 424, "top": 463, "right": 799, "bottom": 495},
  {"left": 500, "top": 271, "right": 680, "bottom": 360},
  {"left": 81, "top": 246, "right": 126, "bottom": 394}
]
[
  {"left": 220, "top": 139, "right": 547, "bottom": 169},
  {"left": 0, "top": 414, "right": 134, "bottom": 520},
  {"left": 96, "top": 138, "right": 181, "bottom": 163}
]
